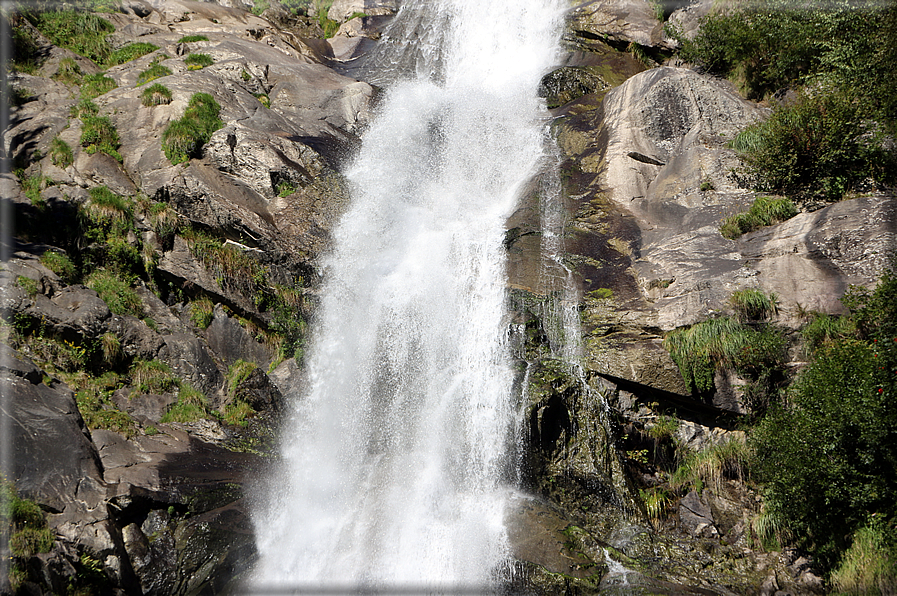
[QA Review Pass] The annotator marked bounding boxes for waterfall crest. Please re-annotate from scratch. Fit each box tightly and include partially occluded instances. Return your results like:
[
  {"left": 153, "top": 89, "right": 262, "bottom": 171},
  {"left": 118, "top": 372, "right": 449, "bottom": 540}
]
[{"left": 252, "top": 0, "right": 562, "bottom": 589}]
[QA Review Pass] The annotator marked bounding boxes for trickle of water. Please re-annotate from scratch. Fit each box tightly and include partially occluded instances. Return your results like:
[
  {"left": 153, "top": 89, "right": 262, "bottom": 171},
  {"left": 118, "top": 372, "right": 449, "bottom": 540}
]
[{"left": 252, "top": 0, "right": 563, "bottom": 591}]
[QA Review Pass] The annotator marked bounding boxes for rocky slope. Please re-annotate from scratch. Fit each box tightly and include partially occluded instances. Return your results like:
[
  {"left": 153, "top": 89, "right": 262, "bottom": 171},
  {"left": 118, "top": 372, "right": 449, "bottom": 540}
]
[{"left": 2, "top": 0, "right": 893, "bottom": 594}]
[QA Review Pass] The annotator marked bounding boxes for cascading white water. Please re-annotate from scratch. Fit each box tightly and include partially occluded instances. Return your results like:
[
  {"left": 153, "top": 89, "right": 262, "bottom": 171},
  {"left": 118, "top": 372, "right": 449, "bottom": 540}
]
[{"left": 252, "top": 0, "right": 562, "bottom": 590}]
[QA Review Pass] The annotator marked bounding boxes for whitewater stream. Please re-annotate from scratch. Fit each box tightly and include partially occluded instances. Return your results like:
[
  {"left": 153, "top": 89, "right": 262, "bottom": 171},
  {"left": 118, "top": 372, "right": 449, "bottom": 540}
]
[{"left": 252, "top": 0, "right": 563, "bottom": 590}]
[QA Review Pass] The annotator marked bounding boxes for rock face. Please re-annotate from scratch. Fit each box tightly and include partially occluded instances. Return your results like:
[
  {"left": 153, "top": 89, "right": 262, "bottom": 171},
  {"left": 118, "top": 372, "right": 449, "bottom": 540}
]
[{"left": 4, "top": 0, "right": 893, "bottom": 593}]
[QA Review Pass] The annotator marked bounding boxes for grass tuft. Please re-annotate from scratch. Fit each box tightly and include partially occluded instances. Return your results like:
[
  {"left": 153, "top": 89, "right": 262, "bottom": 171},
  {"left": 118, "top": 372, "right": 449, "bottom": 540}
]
[
  {"left": 184, "top": 53, "right": 214, "bottom": 70},
  {"left": 53, "top": 57, "right": 83, "bottom": 86},
  {"left": 136, "top": 62, "right": 172, "bottom": 86},
  {"left": 140, "top": 82, "right": 172, "bottom": 106},
  {"left": 720, "top": 195, "right": 797, "bottom": 239},
  {"left": 178, "top": 34, "right": 209, "bottom": 43},
  {"left": 80, "top": 115, "right": 122, "bottom": 162},
  {"left": 109, "top": 42, "right": 158, "bottom": 65},
  {"left": 161, "top": 92, "right": 222, "bottom": 164},
  {"left": 50, "top": 136, "right": 74, "bottom": 168},
  {"left": 730, "top": 288, "right": 779, "bottom": 322},
  {"left": 86, "top": 270, "right": 142, "bottom": 317},
  {"left": 80, "top": 73, "right": 117, "bottom": 100}
]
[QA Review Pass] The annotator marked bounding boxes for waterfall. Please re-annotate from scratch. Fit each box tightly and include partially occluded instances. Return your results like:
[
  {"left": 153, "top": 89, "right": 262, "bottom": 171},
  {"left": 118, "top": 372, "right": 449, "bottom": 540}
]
[{"left": 252, "top": 0, "right": 562, "bottom": 590}]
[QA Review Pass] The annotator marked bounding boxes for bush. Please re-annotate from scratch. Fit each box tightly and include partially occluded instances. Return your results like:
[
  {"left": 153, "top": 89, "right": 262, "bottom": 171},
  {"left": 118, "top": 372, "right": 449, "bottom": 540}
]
[
  {"left": 830, "top": 516, "right": 897, "bottom": 595},
  {"left": 10, "top": 527, "right": 55, "bottom": 557},
  {"left": 50, "top": 136, "right": 74, "bottom": 168},
  {"left": 71, "top": 98, "right": 99, "bottom": 118},
  {"left": 131, "top": 359, "right": 179, "bottom": 394},
  {"left": 87, "top": 186, "right": 132, "bottom": 222},
  {"left": 108, "top": 42, "right": 157, "bottom": 65},
  {"left": 140, "top": 82, "right": 172, "bottom": 106},
  {"left": 664, "top": 315, "right": 786, "bottom": 396},
  {"left": 178, "top": 34, "right": 208, "bottom": 43},
  {"left": 670, "top": 437, "right": 750, "bottom": 492},
  {"left": 39, "top": 250, "right": 76, "bottom": 283},
  {"left": 732, "top": 89, "right": 896, "bottom": 201},
  {"left": 136, "top": 62, "right": 172, "bottom": 86},
  {"left": 730, "top": 288, "right": 778, "bottom": 322},
  {"left": 16, "top": 276, "right": 39, "bottom": 297},
  {"left": 86, "top": 270, "right": 142, "bottom": 317},
  {"left": 184, "top": 53, "right": 213, "bottom": 70},
  {"left": 79, "top": 73, "right": 117, "bottom": 100},
  {"left": 161, "top": 92, "right": 222, "bottom": 164},
  {"left": 26, "top": 10, "right": 114, "bottom": 65},
  {"left": 76, "top": 383, "right": 136, "bottom": 437},
  {"left": 80, "top": 115, "right": 122, "bottom": 162},
  {"left": 53, "top": 57, "right": 83, "bottom": 86},
  {"left": 720, "top": 195, "right": 797, "bottom": 239},
  {"left": 189, "top": 296, "right": 215, "bottom": 329},
  {"left": 801, "top": 312, "right": 854, "bottom": 355}
]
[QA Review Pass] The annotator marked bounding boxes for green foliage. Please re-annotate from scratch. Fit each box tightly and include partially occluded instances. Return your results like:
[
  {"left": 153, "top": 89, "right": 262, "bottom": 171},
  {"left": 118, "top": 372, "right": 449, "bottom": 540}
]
[
  {"left": 189, "top": 296, "right": 215, "bottom": 329},
  {"left": 182, "top": 228, "right": 270, "bottom": 302},
  {"left": 53, "top": 57, "right": 83, "bottom": 86},
  {"left": 162, "top": 92, "right": 223, "bottom": 164},
  {"left": 830, "top": 516, "right": 897, "bottom": 595},
  {"left": 50, "top": 136, "right": 74, "bottom": 168},
  {"left": 131, "top": 359, "right": 179, "bottom": 394},
  {"left": 10, "top": 20, "right": 42, "bottom": 74},
  {"left": 140, "top": 82, "right": 172, "bottom": 106},
  {"left": 75, "top": 375, "right": 136, "bottom": 437},
  {"left": 79, "top": 73, "right": 117, "bottom": 100},
  {"left": 255, "top": 93, "right": 270, "bottom": 108},
  {"left": 178, "top": 34, "right": 209, "bottom": 43},
  {"left": 640, "top": 487, "right": 672, "bottom": 522},
  {"left": 276, "top": 180, "right": 297, "bottom": 197},
  {"left": 86, "top": 270, "right": 143, "bottom": 317},
  {"left": 10, "top": 526, "right": 55, "bottom": 557},
  {"left": 646, "top": 414, "right": 678, "bottom": 442},
  {"left": 21, "top": 174, "right": 49, "bottom": 208},
  {"left": 317, "top": 1, "right": 340, "bottom": 38},
  {"left": 801, "top": 312, "right": 855, "bottom": 355},
  {"left": 15, "top": 276, "right": 39, "bottom": 297},
  {"left": 71, "top": 98, "right": 99, "bottom": 119},
  {"left": 227, "top": 359, "right": 258, "bottom": 396},
  {"left": 147, "top": 201, "right": 179, "bottom": 247},
  {"left": 136, "top": 62, "right": 172, "bottom": 86},
  {"left": 720, "top": 195, "right": 797, "bottom": 239},
  {"left": 184, "top": 53, "right": 214, "bottom": 70},
  {"left": 80, "top": 114, "right": 122, "bottom": 162},
  {"left": 100, "top": 331, "right": 121, "bottom": 364},
  {"left": 108, "top": 42, "right": 158, "bottom": 65},
  {"left": 161, "top": 384, "right": 208, "bottom": 423},
  {"left": 732, "top": 89, "right": 896, "bottom": 201},
  {"left": 670, "top": 438, "right": 750, "bottom": 493},
  {"left": 26, "top": 10, "right": 115, "bottom": 65},
  {"left": 730, "top": 288, "right": 779, "bottom": 322},
  {"left": 87, "top": 185, "right": 132, "bottom": 222},
  {"left": 664, "top": 315, "right": 786, "bottom": 396},
  {"left": 39, "top": 250, "right": 77, "bottom": 283},
  {"left": 281, "top": 0, "right": 311, "bottom": 15},
  {"left": 222, "top": 399, "right": 255, "bottom": 426}
]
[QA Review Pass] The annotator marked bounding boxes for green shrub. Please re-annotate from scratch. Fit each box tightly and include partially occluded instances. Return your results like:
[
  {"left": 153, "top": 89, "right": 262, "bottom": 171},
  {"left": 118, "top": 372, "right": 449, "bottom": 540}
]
[
  {"left": 255, "top": 93, "right": 270, "bottom": 108},
  {"left": 732, "top": 89, "right": 896, "bottom": 201},
  {"left": 830, "top": 516, "right": 897, "bottom": 595},
  {"left": 39, "top": 250, "right": 77, "bottom": 283},
  {"left": 161, "top": 384, "right": 208, "bottom": 423},
  {"left": 720, "top": 195, "right": 797, "bottom": 239},
  {"left": 79, "top": 73, "right": 117, "bottom": 99},
  {"left": 227, "top": 359, "right": 257, "bottom": 396},
  {"left": 730, "top": 288, "right": 779, "bottom": 322},
  {"left": 316, "top": 0, "right": 340, "bottom": 37},
  {"left": 100, "top": 331, "right": 121, "bottom": 364},
  {"left": 10, "top": 527, "right": 55, "bottom": 557},
  {"left": 189, "top": 296, "right": 215, "bottom": 329},
  {"left": 50, "top": 136, "right": 74, "bottom": 168},
  {"left": 252, "top": 0, "right": 270, "bottom": 15},
  {"left": 71, "top": 98, "right": 99, "bottom": 118},
  {"left": 21, "top": 174, "right": 49, "bottom": 208},
  {"left": 664, "top": 316, "right": 786, "bottom": 396},
  {"left": 53, "top": 57, "right": 83, "bottom": 86},
  {"left": 184, "top": 53, "right": 213, "bottom": 70},
  {"left": 27, "top": 10, "right": 114, "bottom": 65},
  {"left": 80, "top": 115, "right": 122, "bottom": 162},
  {"left": 131, "top": 359, "right": 179, "bottom": 394},
  {"left": 87, "top": 186, "right": 132, "bottom": 222},
  {"left": 75, "top": 384, "right": 136, "bottom": 437},
  {"left": 670, "top": 437, "right": 750, "bottom": 493},
  {"left": 161, "top": 92, "right": 223, "bottom": 164},
  {"left": 640, "top": 487, "right": 672, "bottom": 522},
  {"left": 108, "top": 42, "right": 158, "bottom": 65},
  {"left": 276, "top": 180, "right": 296, "bottom": 197},
  {"left": 139, "top": 82, "right": 172, "bottom": 107},
  {"left": 86, "top": 270, "right": 143, "bottom": 317},
  {"left": 136, "top": 62, "right": 172, "bottom": 86},
  {"left": 16, "top": 276, "right": 39, "bottom": 297},
  {"left": 801, "top": 312, "right": 854, "bottom": 355},
  {"left": 178, "top": 34, "right": 209, "bottom": 43}
]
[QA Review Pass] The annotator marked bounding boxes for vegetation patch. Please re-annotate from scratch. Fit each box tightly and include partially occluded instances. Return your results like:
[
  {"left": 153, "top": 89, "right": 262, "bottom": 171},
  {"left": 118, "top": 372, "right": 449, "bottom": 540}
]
[
  {"left": 140, "top": 82, "right": 172, "bottom": 106},
  {"left": 26, "top": 10, "right": 115, "bottom": 65},
  {"left": 79, "top": 72, "right": 117, "bottom": 99},
  {"left": 71, "top": 98, "right": 99, "bottom": 119},
  {"left": 53, "top": 57, "right": 83, "bottom": 86},
  {"left": 136, "top": 62, "right": 172, "bottom": 86},
  {"left": 16, "top": 276, "right": 39, "bottom": 298},
  {"left": 184, "top": 53, "right": 214, "bottom": 70},
  {"left": 50, "top": 136, "right": 74, "bottom": 168},
  {"left": 72, "top": 373, "right": 137, "bottom": 437},
  {"left": 108, "top": 42, "right": 158, "bottom": 65},
  {"left": 80, "top": 114, "right": 122, "bottom": 162},
  {"left": 189, "top": 296, "right": 215, "bottom": 329},
  {"left": 161, "top": 92, "right": 223, "bottom": 164},
  {"left": 178, "top": 34, "right": 209, "bottom": 43},
  {"left": 161, "top": 384, "right": 209, "bottom": 423},
  {"left": 86, "top": 270, "right": 142, "bottom": 317},
  {"left": 729, "top": 288, "right": 778, "bottom": 322},
  {"left": 317, "top": 1, "right": 340, "bottom": 38},
  {"left": 720, "top": 195, "right": 797, "bottom": 239},
  {"left": 131, "top": 359, "right": 179, "bottom": 394},
  {"left": 39, "top": 250, "right": 77, "bottom": 284}
]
